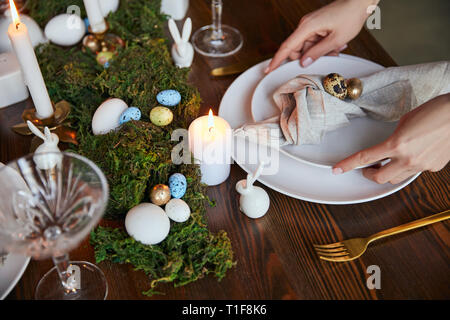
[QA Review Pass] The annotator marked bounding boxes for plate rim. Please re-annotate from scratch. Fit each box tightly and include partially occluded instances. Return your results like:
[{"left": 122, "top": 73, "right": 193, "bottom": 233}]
[
  {"left": 0, "top": 253, "right": 31, "bottom": 300},
  {"left": 219, "top": 55, "right": 420, "bottom": 205},
  {"left": 0, "top": 162, "right": 31, "bottom": 300}
]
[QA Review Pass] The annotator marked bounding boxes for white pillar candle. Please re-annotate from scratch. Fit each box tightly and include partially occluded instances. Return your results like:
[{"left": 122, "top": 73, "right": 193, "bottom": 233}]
[
  {"left": 188, "top": 110, "right": 232, "bottom": 186},
  {"left": 7, "top": 0, "right": 53, "bottom": 119},
  {"left": 83, "top": 0, "right": 107, "bottom": 33}
]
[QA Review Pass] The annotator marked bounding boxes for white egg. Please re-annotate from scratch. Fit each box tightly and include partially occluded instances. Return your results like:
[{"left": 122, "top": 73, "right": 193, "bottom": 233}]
[
  {"left": 44, "top": 14, "right": 86, "bottom": 46},
  {"left": 0, "top": 13, "right": 46, "bottom": 52},
  {"left": 165, "top": 198, "right": 191, "bottom": 223},
  {"left": 92, "top": 98, "right": 128, "bottom": 135},
  {"left": 125, "top": 203, "right": 171, "bottom": 245},
  {"left": 99, "top": 0, "right": 120, "bottom": 17}
]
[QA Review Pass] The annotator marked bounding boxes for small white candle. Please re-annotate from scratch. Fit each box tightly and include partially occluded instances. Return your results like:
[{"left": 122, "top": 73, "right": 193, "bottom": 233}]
[
  {"left": 188, "top": 109, "right": 232, "bottom": 186},
  {"left": 7, "top": 0, "right": 53, "bottom": 119},
  {"left": 83, "top": 0, "right": 107, "bottom": 33}
]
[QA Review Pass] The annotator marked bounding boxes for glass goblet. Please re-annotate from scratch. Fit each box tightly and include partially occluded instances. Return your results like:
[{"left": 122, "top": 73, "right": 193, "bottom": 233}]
[
  {"left": 192, "top": 0, "right": 243, "bottom": 57},
  {"left": 0, "top": 152, "right": 109, "bottom": 300}
]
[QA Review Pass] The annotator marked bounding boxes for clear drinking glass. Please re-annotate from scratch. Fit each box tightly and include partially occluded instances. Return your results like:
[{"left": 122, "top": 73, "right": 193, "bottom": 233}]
[
  {"left": 0, "top": 152, "right": 109, "bottom": 300},
  {"left": 192, "top": 0, "right": 243, "bottom": 57}
]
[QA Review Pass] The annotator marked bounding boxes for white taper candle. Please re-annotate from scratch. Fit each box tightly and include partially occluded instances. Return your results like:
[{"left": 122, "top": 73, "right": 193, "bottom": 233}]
[
  {"left": 7, "top": 0, "right": 53, "bottom": 119},
  {"left": 83, "top": 0, "right": 107, "bottom": 33}
]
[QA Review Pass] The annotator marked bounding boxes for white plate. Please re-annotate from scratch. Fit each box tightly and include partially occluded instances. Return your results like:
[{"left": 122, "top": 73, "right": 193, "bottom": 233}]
[
  {"left": 0, "top": 162, "right": 31, "bottom": 300},
  {"left": 0, "top": 253, "right": 30, "bottom": 300},
  {"left": 219, "top": 55, "right": 419, "bottom": 204},
  {"left": 251, "top": 55, "right": 397, "bottom": 168}
]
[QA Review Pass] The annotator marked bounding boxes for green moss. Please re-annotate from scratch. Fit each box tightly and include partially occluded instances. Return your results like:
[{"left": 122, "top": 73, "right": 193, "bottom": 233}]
[
  {"left": 28, "top": 0, "right": 235, "bottom": 296},
  {"left": 27, "top": 0, "right": 86, "bottom": 27}
]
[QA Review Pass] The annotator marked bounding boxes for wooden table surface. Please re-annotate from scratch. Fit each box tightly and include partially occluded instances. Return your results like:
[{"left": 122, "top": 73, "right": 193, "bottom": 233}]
[{"left": 3, "top": 0, "right": 449, "bottom": 300}]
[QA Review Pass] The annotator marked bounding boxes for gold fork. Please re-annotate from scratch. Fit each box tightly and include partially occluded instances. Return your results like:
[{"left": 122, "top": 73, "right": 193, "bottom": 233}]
[{"left": 314, "top": 209, "right": 450, "bottom": 262}]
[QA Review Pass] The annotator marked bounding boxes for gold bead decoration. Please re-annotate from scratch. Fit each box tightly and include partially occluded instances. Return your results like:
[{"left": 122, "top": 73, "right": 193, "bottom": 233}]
[
  {"left": 82, "top": 35, "right": 101, "bottom": 53},
  {"left": 150, "top": 184, "right": 171, "bottom": 206},
  {"left": 345, "top": 78, "right": 363, "bottom": 100}
]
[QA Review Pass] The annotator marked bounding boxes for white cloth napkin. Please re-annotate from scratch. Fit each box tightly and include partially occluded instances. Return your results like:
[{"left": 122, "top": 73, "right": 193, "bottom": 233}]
[{"left": 235, "top": 61, "right": 450, "bottom": 147}]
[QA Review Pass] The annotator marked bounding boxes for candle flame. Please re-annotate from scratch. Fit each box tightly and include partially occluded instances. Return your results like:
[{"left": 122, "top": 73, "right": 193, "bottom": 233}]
[
  {"left": 9, "top": 0, "right": 20, "bottom": 26},
  {"left": 208, "top": 109, "right": 214, "bottom": 132}
]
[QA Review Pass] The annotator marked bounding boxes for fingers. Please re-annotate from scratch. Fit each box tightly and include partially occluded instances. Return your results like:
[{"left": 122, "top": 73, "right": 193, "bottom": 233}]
[
  {"left": 266, "top": 26, "right": 313, "bottom": 73},
  {"left": 362, "top": 160, "right": 404, "bottom": 184},
  {"left": 266, "top": 46, "right": 292, "bottom": 74},
  {"left": 289, "top": 51, "right": 301, "bottom": 60},
  {"left": 300, "top": 34, "right": 342, "bottom": 67},
  {"left": 326, "top": 43, "right": 348, "bottom": 56},
  {"left": 389, "top": 170, "right": 416, "bottom": 184},
  {"left": 326, "top": 51, "right": 339, "bottom": 57},
  {"left": 333, "top": 141, "right": 391, "bottom": 174},
  {"left": 362, "top": 163, "right": 416, "bottom": 185}
]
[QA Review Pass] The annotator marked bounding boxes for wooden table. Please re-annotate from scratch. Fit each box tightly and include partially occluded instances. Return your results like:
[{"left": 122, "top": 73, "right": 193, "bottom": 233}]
[{"left": 3, "top": 0, "right": 449, "bottom": 300}]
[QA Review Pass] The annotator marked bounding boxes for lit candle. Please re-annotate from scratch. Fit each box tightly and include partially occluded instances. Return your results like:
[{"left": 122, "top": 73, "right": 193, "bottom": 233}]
[
  {"left": 188, "top": 109, "right": 232, "bottom": 186},
  {"left": 83, "top": 0, "right": 107, "bottom": 33},
  {"left": 7, "top": 0, "right": 53, "bottom": 119}
]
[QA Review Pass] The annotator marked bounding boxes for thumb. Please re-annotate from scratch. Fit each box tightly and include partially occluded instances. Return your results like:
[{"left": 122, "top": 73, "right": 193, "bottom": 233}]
[{"left": 300, "top": 34, "right": 340, "bottom": 67}]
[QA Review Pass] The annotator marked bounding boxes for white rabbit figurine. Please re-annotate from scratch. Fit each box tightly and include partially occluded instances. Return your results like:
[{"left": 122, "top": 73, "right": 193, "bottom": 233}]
[
  {"left": 27, "top": 120, "right": 62, "bottom": 170},
  {"left": 168, "top": 17, "right": 194, "bottom": 68},
  {"left": 235, "top": 162, "right": 270, "bottom": 219}
]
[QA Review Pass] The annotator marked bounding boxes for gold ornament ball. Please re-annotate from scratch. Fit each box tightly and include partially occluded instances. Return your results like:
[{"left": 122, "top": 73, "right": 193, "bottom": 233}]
[
  {"left": 150, "top": 184, "right": 171, "bottom": 206},
  {"left": 346, "top": 78, "right": 363, "bottom": 100},
  {"left": 82, "top": 35, "right": 101, "bottom": 53}
]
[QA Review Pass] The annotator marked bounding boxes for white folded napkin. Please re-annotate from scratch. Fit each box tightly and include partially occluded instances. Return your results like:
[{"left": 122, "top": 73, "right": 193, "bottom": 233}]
[{"left": 235, "top": 61, "right": 450, "bottom": 147}]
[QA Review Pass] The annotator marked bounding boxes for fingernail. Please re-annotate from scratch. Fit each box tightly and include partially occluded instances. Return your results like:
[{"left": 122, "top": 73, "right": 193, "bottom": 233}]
[
  {"left": 339, "top": 44, "right": 348, "bottom": 51},
  {"left": 302, "top": 57, "right": 313, "bottom": 68},
  {"left": 332, "top": 167, "right": 343, "bottom": 175},
  {"left": 264, "top": 67, "right": 270, "bottom": 74}
]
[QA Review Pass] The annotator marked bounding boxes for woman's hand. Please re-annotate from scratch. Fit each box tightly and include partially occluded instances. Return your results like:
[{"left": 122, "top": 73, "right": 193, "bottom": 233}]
[
  {"left": 265, "top": 0, "right": 379, "bottom": 73},
  {"left": 333, "top": 94, "right": 450, "bottom": 184}
]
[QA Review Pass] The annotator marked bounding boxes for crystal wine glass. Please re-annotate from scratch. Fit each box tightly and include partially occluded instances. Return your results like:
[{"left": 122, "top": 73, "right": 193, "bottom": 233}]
[
  {"left": 192, "top": 0, "right": 243, "bottom": 57},
  {"left": 0, "top": 152, "right": 109, "bottom": 300}
]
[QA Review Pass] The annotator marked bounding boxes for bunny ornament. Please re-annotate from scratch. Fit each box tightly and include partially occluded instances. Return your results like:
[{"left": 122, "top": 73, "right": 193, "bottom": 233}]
[
  {"left": 27, "top": 120, "right": 62, "bottom": 170},
  {"left": 168, "top": 17, "right": 194, "bottom": 68},
  {"left": 235, "top": 162, "right": 270, "bottom": 219}
]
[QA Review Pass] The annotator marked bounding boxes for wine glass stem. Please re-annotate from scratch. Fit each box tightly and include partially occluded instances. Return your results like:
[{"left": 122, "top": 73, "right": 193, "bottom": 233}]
[
  {"left": 211, "top": 0, "right": 223, "bottom": 40},
  {"left": 52, "top": 253, "right": 75, "bottom": 291}
]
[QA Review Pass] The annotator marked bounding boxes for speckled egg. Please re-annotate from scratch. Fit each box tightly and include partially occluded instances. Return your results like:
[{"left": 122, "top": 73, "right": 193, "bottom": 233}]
[
  {"left": 156, "top": 90, "right": 181, "bottom": 107},
  {"left": 96, "top": 51, "right": 114, "bottom": 66},
  {"left": 323, "top": 73, "right": 347, "bottom": 100},
  {"left": 169, "top": 173, "right": 187, "bottom": 199},
  {"left": 150, "top": 106, "right": 173, "bottom": 126},
  {"left": 165, "top": 199, "right": 191, "bottom": 223},
  {"left": 119, "top": 107, "right": 141, "bottom": 124},
  {"left": 84, "top": 18, "right": 90, "bottom": 31}
]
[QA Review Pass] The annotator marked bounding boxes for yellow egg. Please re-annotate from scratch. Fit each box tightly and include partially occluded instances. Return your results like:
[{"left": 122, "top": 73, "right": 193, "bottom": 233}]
[{"left": 150, "top": 106, "right": 173, "bottom": 126}]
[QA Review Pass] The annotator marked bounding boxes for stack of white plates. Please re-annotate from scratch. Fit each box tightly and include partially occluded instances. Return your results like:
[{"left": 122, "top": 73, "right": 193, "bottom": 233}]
[{"left": 219, "top": 55, "right": 419, "bottom": 204}]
